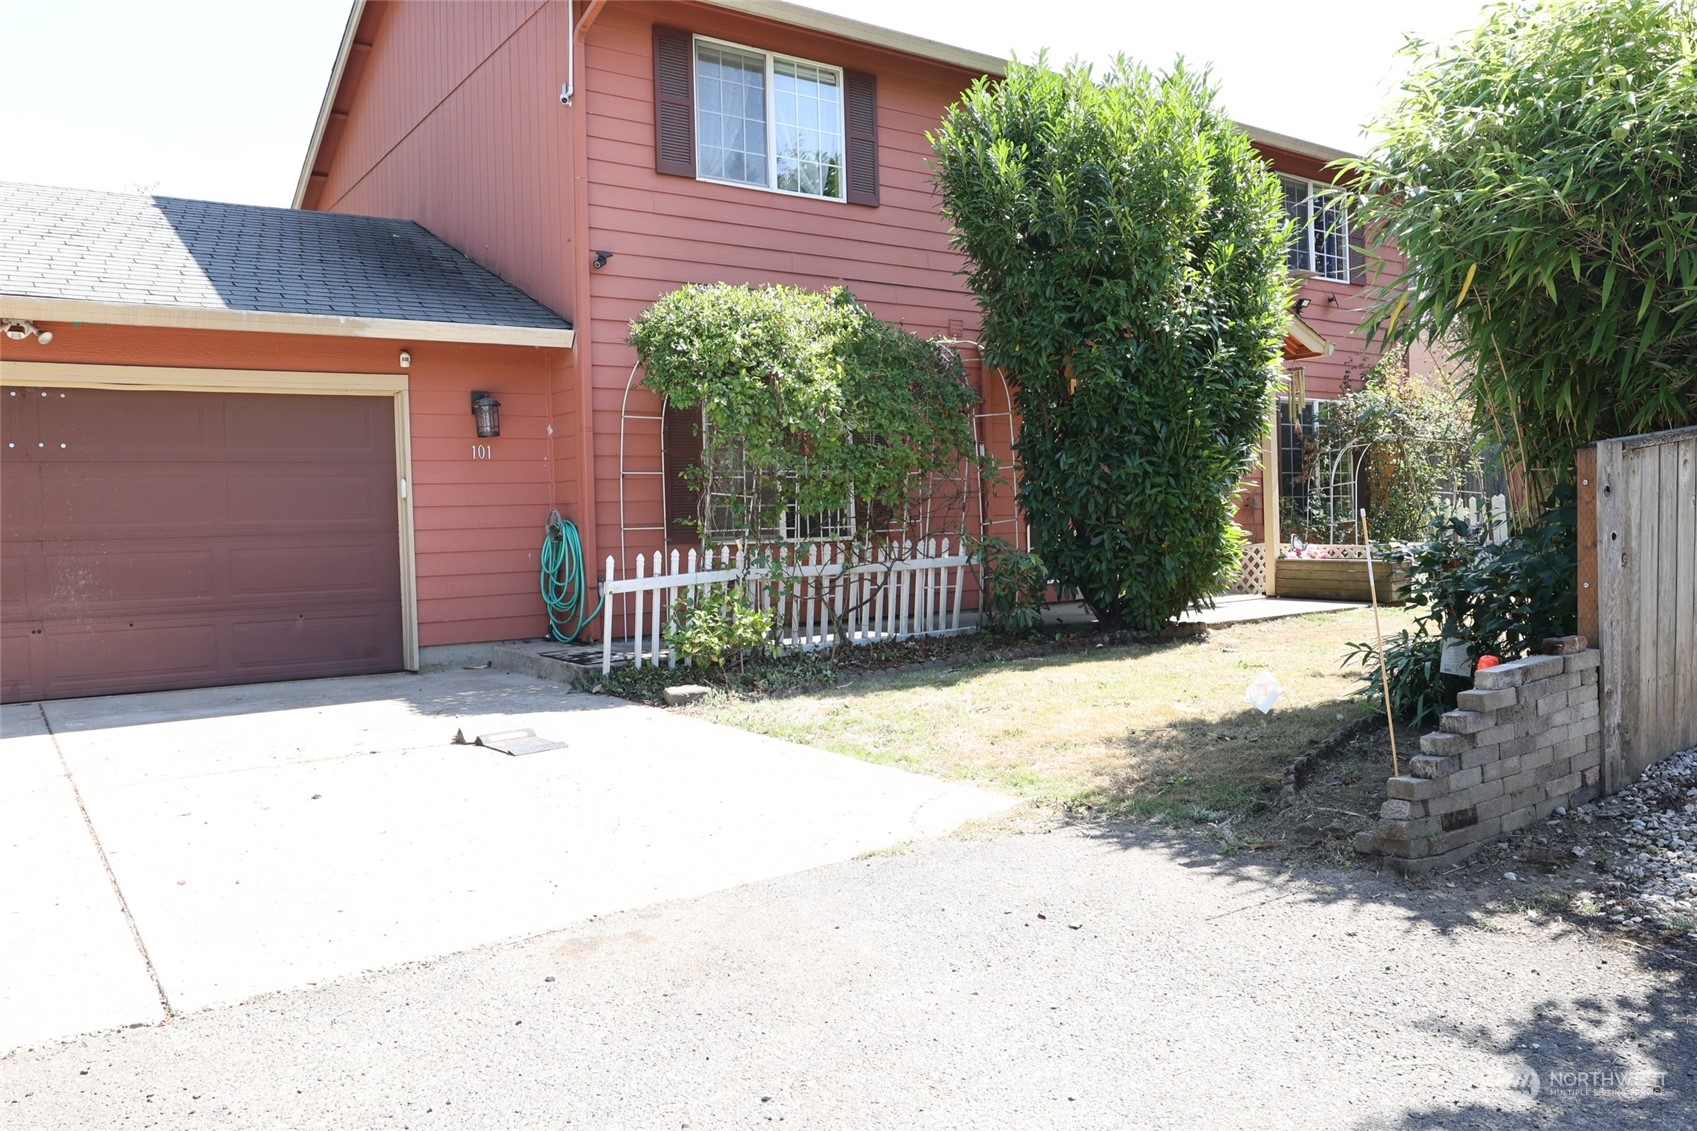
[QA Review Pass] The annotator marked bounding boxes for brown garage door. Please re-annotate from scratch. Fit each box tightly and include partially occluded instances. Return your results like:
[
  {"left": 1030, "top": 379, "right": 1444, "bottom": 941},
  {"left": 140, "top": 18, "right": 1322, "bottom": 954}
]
[{"left": 2, "top": 386, "right": 403, "bottom": 703}]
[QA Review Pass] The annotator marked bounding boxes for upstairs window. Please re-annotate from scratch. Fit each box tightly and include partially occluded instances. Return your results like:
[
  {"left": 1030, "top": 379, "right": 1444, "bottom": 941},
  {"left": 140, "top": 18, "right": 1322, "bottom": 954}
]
[
  {"left": 653, "top": 26, "right": 879, "bottom": 205},
  {"left": 695, "top": 41, "right": 845, "bottom": 199},
  {"left": 1282, "top": 176, "right": 1353, "bottom": 282}
]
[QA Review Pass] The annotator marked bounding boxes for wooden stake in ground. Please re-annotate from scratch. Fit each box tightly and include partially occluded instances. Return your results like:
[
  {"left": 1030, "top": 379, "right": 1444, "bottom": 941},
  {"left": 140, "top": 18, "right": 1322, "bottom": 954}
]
[{"left": 1360, "top": 509, "right": 1400, "bottom": 776}]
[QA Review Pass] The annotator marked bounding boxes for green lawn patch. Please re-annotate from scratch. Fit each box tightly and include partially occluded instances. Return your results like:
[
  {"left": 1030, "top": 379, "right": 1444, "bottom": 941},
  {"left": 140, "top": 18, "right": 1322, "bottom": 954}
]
[{"left": 691, "top": 607, "right": 1414, "bottom": 824}]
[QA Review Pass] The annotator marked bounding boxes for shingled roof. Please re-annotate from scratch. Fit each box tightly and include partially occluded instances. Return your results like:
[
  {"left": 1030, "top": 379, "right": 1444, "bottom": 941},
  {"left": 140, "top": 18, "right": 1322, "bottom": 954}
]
[{"left": 0, "top": 181, "right": 574, "bottom": 347}]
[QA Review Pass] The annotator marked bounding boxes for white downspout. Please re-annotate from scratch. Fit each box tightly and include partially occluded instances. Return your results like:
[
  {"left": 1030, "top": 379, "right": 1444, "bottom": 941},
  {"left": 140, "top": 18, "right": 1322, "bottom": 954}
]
[{"left": 560, "top": 0, "right": 576, "bottom": 105}]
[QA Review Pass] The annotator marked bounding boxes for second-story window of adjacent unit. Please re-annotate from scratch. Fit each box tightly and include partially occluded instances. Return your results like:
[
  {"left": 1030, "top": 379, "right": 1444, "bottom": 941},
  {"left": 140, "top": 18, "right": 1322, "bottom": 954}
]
[
  {"left": 1282, "top": 176, "right": 1350, "bottom": 281},
  {"left": 695, "top": 37, "right": 845, "bottom": 200}
]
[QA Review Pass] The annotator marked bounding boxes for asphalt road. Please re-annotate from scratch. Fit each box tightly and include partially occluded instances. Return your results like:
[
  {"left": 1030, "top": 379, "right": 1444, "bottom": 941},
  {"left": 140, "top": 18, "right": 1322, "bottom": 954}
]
[{"left": 4, "top": 824, "right": 1693, "bottom": 1130}]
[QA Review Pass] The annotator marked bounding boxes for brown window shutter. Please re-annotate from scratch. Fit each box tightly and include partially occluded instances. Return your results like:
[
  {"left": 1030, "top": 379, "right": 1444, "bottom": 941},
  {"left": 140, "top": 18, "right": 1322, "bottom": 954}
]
[
  {"left": 844, "top": 70, "right": 879, "bottom": 206},
  {"left": 653, "top": 26, "right": 695, "bottom": 178},
  {"left": 662, "top": 401, "right": 704, "bottom": 541}
]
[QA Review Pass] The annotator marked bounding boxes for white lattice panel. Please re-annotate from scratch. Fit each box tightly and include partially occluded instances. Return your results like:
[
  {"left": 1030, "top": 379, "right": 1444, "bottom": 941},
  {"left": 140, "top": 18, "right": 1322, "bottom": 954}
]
[{"left": 1225, "top": 544, "right": 1268, "bottom": 595}]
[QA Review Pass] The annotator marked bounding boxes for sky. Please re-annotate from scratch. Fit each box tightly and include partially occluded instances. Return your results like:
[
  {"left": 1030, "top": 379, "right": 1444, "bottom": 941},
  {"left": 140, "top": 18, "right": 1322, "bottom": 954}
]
[{"left": 0, "top": 0, "right": 1492, "bottom": 208}]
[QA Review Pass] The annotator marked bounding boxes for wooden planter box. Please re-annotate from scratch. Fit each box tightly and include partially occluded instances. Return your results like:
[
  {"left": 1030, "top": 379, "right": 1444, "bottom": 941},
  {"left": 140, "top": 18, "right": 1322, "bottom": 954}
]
[{"left": 1274, "top": 558, "right": 1407, "bottom": 604}]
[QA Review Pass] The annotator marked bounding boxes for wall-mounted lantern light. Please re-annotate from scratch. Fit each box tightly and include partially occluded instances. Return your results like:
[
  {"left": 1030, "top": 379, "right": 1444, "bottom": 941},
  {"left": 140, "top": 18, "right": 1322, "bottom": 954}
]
[{"left": 471, "top": 391, "right": 501, "bottom": 438}]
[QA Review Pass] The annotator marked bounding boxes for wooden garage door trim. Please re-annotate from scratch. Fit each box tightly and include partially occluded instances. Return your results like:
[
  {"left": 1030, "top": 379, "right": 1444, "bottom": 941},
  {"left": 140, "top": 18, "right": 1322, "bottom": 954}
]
[{"left": 0, "top": 361, "right": 419, "bottom": 674}]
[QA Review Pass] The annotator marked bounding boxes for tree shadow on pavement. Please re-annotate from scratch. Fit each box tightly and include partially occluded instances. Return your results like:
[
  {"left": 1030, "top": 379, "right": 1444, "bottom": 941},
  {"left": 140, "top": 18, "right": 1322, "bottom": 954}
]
[{"left": 1076, "top": 818, "right": 1697, "bottom": 1129}]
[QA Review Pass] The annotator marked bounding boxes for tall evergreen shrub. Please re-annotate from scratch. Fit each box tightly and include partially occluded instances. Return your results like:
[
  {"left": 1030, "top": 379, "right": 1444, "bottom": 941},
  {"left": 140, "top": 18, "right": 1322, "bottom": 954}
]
[{"left": 931, "top": 58, "right": 1290, "bottom": 629}]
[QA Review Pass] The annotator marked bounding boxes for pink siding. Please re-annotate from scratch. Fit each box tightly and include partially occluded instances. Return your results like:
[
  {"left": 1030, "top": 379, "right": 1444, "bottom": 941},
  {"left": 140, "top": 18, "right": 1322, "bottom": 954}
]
[
  {"left": 303, "top": 0, "right": 595, "bottom": 642},
  {"left": 1232, "top": 143, "right": 1407, "bottom": 540},
  {"left": 294, "top": 0, "right": 1406, "bottom": 636},
  {"left": 1260, "top": 142, "right": 1406, "bottom": 402},
  {"left": 580, "top": 2, "right": 988, "bottom": 569},
  {"left": 312, "top": 0, "right": 574, "bottom": 319}
]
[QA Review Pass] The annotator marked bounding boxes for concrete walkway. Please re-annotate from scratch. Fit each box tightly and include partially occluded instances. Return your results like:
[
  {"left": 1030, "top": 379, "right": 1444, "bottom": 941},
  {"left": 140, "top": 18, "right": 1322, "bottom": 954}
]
[
  {"left": 1027, "top": 593, "right": 1368, "bottom": 630},
  {"left": 0, "top": 672, "right": 1014, "bottom": 1054}
]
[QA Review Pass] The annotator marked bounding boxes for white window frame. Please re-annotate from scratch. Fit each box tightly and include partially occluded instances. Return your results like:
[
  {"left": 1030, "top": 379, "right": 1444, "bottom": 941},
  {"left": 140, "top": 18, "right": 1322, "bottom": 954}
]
[
  {"left": 1281, "top": 176, "right": 1351, "bottom": 282},
  {"left": 692, "top": 34, "right": 847, "bottom": 203}
]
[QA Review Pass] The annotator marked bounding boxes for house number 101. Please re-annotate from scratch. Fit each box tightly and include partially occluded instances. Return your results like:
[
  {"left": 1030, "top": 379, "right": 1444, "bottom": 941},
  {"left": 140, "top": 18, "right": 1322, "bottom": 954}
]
[{"left": 470, "top": 444, "right": 493, "bottom": 460}]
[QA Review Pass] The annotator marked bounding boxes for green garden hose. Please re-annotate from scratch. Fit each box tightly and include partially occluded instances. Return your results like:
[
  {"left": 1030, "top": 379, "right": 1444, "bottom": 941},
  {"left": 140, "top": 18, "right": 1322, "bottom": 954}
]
[{"left": 540, "top": 509, "right": 603, "bottom": 643}]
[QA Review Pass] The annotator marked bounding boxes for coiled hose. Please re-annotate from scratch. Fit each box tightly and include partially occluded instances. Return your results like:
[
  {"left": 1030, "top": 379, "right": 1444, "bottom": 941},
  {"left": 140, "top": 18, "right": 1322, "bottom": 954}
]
[{"left": 540, "top": 509, "right": 603, "bottom": 643}]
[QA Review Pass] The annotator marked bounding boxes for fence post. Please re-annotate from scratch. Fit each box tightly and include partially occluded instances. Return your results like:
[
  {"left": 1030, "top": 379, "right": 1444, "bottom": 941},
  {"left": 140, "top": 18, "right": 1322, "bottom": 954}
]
[
  {"left": 601, "top": 556, "right": 617, "bottom": 674},
  {"left": 1596, "top": 439, "right": 1627, "bottom": 793},
  {"left": 1577, "top": 446, "right": 1598, "bottom": 645}
]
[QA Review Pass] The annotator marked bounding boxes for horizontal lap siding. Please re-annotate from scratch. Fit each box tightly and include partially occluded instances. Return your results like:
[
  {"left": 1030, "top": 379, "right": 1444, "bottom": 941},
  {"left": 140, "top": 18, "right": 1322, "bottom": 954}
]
[
  {"left": 405, "top": 356, "right": 555, "bottom": 646},
  {"left": 583, "top": 4, "right": 985, "bottom": 565},
  {"left": 304, "top": 0, "right": 594, "bottom": 645},
  {"left": 1258, "top": 144, "right": 1407, "bottom": 404}
]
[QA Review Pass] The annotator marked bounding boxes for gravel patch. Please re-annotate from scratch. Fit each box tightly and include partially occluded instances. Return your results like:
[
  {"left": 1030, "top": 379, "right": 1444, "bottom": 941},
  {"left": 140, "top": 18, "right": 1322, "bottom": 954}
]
[{"left": 1577, "top": 745, "right": 1697, "bottom": 936}]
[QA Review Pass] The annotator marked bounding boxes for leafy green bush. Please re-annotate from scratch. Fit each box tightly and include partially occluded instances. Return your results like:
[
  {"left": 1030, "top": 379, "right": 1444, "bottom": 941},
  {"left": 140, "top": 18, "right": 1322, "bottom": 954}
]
[
  {"left": 1316, "top": 359, "right": 1483, "bottom": 543},
  {"left": 1347, "top": 487, "right": 1578, "bottom": 723},
  {"left": 629, "top": 283, "right": 987, "bottom": 543},
  {"left": 665, "top": 585, "right": 775, "bottom": 674},
  {"left": 970, "top": 535, "right": 1048, "bottom": 633},
  {"left": 930, "top": 57, "right": 1289, "bottom": 631},
  {"left": 1346, "top": 0, "right": 1697, "bottom": 486}
]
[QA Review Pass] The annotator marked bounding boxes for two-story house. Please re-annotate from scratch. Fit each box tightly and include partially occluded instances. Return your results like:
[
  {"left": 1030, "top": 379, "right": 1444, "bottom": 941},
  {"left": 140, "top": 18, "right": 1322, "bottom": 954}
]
[{"left": 0, "top": 0, "right": 1394, "bottom": 702}]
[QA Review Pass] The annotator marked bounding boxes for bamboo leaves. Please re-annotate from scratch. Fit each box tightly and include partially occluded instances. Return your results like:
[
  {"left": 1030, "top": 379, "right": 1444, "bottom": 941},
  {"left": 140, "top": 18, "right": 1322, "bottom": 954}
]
[{"left": 1343, "top": 0, "right": 1697, "bottom": 484}]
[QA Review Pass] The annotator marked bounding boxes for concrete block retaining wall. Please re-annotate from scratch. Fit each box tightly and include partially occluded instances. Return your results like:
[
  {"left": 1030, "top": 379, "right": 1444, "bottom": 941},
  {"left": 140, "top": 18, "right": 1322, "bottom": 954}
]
[{"left": 1355, "top": 649, "right": 1603, "bottom": 873}]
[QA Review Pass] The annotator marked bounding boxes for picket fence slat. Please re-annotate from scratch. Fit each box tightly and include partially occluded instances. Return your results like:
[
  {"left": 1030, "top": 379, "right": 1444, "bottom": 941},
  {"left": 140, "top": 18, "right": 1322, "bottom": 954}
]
[{"left": 600, "top": 539, "right": 972, "bottom": 672}]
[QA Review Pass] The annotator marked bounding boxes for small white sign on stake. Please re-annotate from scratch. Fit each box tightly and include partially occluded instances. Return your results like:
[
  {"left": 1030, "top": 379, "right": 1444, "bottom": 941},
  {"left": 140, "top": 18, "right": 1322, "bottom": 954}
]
[
  {"left": 1245, "top": 670, "right": 1283, "bottom": 714},
  {"left": 1439, "top": 638, "right": 1473, "bottom": 677}
]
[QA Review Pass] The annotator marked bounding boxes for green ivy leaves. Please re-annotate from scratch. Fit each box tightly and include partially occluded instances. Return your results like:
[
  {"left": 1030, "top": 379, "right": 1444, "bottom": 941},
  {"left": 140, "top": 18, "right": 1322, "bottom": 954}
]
[{"left": 629, "top": 283, "right": 987, "bottom": 544}]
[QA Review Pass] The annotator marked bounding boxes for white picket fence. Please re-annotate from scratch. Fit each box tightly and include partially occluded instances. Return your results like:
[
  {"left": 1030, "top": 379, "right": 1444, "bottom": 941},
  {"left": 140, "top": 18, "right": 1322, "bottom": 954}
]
[
  {"left": 1439, "top": 493, "right": 1511, "bottom": 544},
  {"left": 600, "top": 539, "right": 972, "bottom": 673}
]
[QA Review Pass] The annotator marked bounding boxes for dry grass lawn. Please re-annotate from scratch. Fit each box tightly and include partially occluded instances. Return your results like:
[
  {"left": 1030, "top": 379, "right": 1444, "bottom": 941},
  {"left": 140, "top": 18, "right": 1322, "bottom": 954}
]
[{"left": 698, "top": 607, "right": 1415, "bottom": 821}]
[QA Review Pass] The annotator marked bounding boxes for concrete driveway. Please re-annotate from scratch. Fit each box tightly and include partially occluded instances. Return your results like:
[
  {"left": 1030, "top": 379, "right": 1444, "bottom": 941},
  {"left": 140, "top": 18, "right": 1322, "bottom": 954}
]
[{"left": 0, "top": 671, "right": 1013, "bottom": 1054}]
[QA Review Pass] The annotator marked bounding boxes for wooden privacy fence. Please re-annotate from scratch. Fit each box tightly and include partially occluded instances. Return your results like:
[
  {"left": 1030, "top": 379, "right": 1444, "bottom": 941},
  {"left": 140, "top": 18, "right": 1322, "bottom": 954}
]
[
  {"left": 1580, "top": 425, "right": 1697, "bottom": 791},
  {"left": 600, "top": 539, "right": 972, "bottom": 674}
]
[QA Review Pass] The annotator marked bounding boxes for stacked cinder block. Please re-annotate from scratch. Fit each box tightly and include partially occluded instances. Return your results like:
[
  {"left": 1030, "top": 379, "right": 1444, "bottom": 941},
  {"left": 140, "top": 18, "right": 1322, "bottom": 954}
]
[{"left": 1355, "top": 648, "right": 1602, "bottom": 873}]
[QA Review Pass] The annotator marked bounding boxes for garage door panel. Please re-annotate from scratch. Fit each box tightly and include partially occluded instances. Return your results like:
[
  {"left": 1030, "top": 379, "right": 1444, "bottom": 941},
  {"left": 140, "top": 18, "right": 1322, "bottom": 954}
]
[
  {"left": 41, "top": 546, "right": 218, "bottom": 609},
  {"left": 1, "top": 458, "right": 40, "bottom": 537},
  {"left": 223, "top": 398, "right": 395, "bottom": 457},
  {"left": 226, "top": 471, "right": 395, "bottom": 528},
  {"left": 228, "top": 539, "right": 398, "bottom": 598},
  {"left": 44, "top": 621, "right": 223, "bottom": 697},
  {"left": 38, "top": 466, "right": 220, "bottom": 534},
  {"left": 230, "top": 607, "right": 400, "bottom": 670},
  {"left": 1, "top": 542, "right": 41, "bottom": 620},
  {"left": 40, "top": 391, "right": 217, "bottom": 459},
  {"left": 2, "top": 387, "right": 404, "bottom": 702},
  {"left": 0, "top": 622, "right": 44, "bottom": 703}
]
